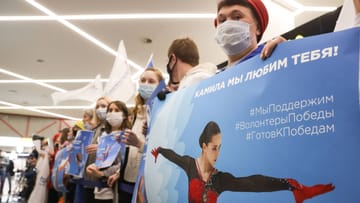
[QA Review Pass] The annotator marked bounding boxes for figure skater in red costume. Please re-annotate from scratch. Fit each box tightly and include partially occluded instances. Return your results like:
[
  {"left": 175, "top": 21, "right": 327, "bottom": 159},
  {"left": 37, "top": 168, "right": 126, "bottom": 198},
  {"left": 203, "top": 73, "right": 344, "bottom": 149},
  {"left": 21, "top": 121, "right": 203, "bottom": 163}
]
[{"left": 151, "top": 121, "right": 334, "bottom": 203}]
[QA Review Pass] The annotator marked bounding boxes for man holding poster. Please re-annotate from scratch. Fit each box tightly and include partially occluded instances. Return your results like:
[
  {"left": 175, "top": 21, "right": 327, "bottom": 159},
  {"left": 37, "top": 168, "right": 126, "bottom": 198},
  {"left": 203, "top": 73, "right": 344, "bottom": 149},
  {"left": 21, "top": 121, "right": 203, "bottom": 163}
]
[
  {"left": 142, "top": 24, "right": 360, "bottom": 203},
  {"left": 214, "top": 0, "right": 286, "bottom": 69}
]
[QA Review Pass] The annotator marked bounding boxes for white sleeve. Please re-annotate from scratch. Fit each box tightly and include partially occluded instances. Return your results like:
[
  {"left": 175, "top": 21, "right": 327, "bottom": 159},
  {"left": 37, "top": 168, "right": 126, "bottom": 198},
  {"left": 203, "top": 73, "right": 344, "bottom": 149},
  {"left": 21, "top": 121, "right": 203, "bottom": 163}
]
[{"left": 355, "top": 13, "right": 360, "bottom": 26}]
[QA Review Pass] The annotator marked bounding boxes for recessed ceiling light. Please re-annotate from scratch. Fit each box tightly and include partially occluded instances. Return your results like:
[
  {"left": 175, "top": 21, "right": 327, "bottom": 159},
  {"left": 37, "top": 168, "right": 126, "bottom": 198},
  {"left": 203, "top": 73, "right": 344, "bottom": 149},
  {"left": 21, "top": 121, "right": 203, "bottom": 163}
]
[
  {"left": 142, "top": 37, "right": 153, "bottom": 44},
  {"left": 36, "top": 59, "right": 44, "bottom": 63}
]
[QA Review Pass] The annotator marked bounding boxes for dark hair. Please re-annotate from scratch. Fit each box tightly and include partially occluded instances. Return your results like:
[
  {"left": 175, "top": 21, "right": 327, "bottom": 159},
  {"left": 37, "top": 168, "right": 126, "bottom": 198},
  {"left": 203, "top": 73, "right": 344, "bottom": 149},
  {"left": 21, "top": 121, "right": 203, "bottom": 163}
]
[
  {"left": 60, "top": 128, "right": 70, "bottom": 144},
  {"left": 217, "top": 0, "right": 263, "bottom": 42},
  {"left": 168, "top": 37, "right": 199, "bottom": 67},
  {"left": 104, "top": 100, "right": 132, "bottom": 133},
  {"left": 30, "top": 149, "right": 39, "bottom": 159},
  {"left": 198, "top": 121, "right": 221, "bottom": 148}
]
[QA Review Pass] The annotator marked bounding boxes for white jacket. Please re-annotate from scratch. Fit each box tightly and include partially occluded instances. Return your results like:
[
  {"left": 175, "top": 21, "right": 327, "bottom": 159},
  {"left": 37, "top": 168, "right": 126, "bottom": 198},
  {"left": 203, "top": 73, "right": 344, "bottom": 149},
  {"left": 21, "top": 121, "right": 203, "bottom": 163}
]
[
  {"left": 179, "top": 62, "right": 217, "bottom": 89},
  {"left": 123, "top": 111, "right": 146, "bottom": 183}
]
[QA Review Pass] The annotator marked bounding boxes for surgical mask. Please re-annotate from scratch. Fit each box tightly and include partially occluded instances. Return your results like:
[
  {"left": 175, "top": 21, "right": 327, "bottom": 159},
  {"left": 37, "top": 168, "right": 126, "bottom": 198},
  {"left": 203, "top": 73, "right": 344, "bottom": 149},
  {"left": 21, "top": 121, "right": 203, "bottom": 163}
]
[
  {"left": 215, "top": 20, "right": 251, "bottom": 56},
  {"left": 84, "top": 122, "right": 92, "bottom": 130},
  {"left": 106, "top": 112, "right": 124, "bottom": 127},
  {"left": 138, "top": 83, "right": 157, "bottom": 100},
  {"left": 96, "top": 107, "right": 107, "bottom": 121}
]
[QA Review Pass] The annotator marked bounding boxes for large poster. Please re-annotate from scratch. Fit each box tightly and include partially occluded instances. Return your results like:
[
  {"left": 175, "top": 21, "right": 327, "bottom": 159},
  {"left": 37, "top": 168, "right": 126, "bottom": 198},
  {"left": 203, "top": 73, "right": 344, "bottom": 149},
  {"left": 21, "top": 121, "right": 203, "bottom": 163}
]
[{"left": 139, "top": 27, "right": 360, "bottom": 203}]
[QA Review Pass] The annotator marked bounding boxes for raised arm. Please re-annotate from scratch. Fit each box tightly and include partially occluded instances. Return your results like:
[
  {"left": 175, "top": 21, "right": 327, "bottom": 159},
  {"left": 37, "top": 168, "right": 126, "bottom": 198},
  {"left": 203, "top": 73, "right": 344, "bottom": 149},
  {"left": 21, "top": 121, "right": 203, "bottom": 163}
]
[{"left": 151, "top": 147, "right": 192, "bottom": 171}]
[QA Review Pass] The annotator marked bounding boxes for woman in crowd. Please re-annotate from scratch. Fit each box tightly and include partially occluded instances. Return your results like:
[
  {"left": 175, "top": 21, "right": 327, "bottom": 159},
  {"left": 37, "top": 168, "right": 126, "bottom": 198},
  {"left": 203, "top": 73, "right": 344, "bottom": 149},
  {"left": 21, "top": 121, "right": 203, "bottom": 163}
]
[
  {"left": 83, "top": 108, "right": 94, "bottom": 130},
  {"left": 113, "top": 67, "right": 164, "bottom": 203},
  {"left": 75, "top": 96, "right": 112, "bottom": 203},
  {"left": 86, "top": 100, "right": 132, "bottom": 203}
]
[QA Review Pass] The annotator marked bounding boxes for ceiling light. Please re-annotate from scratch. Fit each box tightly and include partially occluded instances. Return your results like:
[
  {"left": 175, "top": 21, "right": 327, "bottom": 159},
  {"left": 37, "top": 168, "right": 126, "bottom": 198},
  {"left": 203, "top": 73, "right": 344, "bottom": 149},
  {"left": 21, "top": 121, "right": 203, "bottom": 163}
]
[
  {"left": 0, "top": 16, "right": 55, "bottom": 21},
  {"left": 0, "top": 79, "right": 109, "bottom": 83},
  {"left": 64, "top": 13, "right": 216, "bottom": 20},
  {"left": 303, "top": 6, "right": 337, "bottom": 12},
  {"left": 26, "top": 0, "right": 143, "bottom": 72},
  {"left": 0, "top": 100, "right": 80, "bottom": 120},
  {"left": 271, "top": 0, "right": 339, "bottom": 17},
  {"left": 271, "top": 0, "right": 302, "bottom": 11},
  {"left": 0, "top": 105, "right": 93, "bottom": 110},
  {"left": 0, "top": 68, "right": 66, "bottom": 93},
  {"left": 0, "top": 13, "right": 216, "bottom": 21}
]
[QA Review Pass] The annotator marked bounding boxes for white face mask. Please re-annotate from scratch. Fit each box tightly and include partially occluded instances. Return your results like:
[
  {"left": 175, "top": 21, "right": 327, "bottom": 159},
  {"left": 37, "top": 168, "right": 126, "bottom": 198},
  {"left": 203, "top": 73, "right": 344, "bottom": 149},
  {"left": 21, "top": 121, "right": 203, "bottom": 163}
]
[
  {"left": 215, "top": 20, "right": 251, "bottom": 56},
  {"left": 138, "top": 83, "right": 157, "bottom": 100},
  {"left": 84, "top": 122, "right": 92, "bottom": 130},
  {"left": 96, "top": 107, "right": 107, "bottom": 121},
  {"left": 106, "top": 112, "right": 124, "bottom": 127}
]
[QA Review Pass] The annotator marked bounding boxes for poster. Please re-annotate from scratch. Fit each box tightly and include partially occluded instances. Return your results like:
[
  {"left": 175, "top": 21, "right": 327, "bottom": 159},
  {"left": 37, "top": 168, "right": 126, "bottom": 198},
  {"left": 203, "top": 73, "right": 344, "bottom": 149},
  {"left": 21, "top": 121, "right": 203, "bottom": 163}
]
[
  {"left": 51, "top": 147, "right": 69, "bottom": 193},
  {"left": 136, "top": 28, "right": 360, "bottom": 203},
  {"left": 68, "top": 130, "right": 94, "bottom": 177},
  {"left": 95, "top": 132, "right": 124, "bottom": 169}
]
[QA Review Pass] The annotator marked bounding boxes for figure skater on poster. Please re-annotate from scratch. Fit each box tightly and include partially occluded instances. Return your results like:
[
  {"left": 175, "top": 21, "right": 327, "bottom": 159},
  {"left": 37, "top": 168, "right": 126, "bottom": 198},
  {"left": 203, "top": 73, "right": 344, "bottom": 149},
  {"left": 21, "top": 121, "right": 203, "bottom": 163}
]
[{"left": 151, "top": 121, "right": 335, "bottom": 203}]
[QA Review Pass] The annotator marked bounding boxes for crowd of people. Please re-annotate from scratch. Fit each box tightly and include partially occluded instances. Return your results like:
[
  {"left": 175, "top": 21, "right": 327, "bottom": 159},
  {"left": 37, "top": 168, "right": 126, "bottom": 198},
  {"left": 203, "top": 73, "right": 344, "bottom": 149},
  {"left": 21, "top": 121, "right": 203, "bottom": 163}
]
[{"left": 11, "top": 0, "right": 359, "bottom": 203}]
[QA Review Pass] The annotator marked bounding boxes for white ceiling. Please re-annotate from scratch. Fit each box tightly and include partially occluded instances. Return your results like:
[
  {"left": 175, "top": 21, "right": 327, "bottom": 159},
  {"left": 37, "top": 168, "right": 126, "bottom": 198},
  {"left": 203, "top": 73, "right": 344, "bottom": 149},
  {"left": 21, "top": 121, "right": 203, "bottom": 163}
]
[{"left": 0, "top": 0, "right": 344, "bottom": 120}]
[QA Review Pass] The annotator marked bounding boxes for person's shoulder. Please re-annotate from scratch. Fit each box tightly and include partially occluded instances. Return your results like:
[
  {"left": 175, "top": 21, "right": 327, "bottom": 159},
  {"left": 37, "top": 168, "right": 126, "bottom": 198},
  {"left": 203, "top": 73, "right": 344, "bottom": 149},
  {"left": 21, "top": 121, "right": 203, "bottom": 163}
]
[
  {"left": 195, "top": 62, "right": 218, "bottom": 73},
  {"left": 183, "top": 63, "right": 217, "bottom": 82},
  {"left": 355, "top": 13, "right": 360, "bottom": 26}
]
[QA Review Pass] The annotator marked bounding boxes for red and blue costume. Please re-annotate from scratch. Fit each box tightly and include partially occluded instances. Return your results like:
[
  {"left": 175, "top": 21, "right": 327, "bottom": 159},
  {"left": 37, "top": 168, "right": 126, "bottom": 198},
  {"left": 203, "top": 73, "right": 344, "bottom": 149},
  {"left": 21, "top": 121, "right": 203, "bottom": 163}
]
[{"left": 152, "top": 147, "right": 334, "bottom": 203}]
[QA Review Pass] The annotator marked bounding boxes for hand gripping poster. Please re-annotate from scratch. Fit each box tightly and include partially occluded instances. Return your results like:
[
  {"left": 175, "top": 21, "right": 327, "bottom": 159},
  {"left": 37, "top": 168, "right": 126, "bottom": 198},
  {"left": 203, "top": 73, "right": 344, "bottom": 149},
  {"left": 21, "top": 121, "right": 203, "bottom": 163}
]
[{"left": 134, "top": 28, "right": 360, "bottom": 203}]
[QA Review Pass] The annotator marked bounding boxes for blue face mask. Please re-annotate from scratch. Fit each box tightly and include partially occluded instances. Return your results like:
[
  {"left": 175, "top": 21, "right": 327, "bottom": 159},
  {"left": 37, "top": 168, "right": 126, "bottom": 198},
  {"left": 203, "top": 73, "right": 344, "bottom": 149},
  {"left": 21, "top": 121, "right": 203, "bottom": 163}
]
[{"left": 138, "top": 84, "right": 157, "bottom": 100}]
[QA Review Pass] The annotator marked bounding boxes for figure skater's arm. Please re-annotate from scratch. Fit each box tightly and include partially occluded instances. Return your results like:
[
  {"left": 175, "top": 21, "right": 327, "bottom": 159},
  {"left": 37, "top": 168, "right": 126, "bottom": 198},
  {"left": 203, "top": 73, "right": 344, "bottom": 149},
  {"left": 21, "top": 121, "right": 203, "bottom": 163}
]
[{"left": 151, "top": 147, "right": 192, "bottom": 171}]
